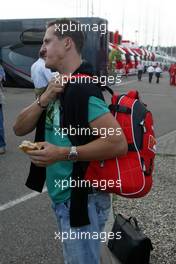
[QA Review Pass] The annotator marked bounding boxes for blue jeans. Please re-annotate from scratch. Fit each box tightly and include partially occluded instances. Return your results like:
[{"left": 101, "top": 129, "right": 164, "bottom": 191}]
[
  {"left": 52, "top": 191, "right": 111, "bottom": 264},
  {"left": 0, "top": 104, "right": 6, "bottom": 148}
]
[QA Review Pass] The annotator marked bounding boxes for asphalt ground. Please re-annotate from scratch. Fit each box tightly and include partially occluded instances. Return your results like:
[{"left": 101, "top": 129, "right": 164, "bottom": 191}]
[{"left": 0, "top": 72, "right": 176, "bottom": 264}]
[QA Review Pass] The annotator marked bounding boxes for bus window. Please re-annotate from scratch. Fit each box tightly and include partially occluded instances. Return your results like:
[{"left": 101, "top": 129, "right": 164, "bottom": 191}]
[{"left": 20, "top": 28, "right": 44, "bottom": 44}]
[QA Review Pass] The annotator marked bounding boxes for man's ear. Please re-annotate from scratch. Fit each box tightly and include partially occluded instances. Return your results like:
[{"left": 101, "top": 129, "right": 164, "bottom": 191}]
[{"left": 64, "top": 37, "right": 72, "bottom": 51}]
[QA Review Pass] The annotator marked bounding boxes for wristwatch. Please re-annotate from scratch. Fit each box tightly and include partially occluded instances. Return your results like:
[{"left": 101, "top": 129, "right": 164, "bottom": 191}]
[
  {"left": 36, "top": 95, "right": 48, "bottom": 109},
  {"left": 68, "top": 146, "right": 78, "bottom": 161}
]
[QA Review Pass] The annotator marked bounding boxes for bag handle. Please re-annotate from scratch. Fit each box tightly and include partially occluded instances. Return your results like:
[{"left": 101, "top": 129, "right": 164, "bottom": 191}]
[
  {"left": 112, "top": 196, "right": 141, "bottom": 231},
  {"left": 128, "top": 216, "right": 141, "bottom": 231}
]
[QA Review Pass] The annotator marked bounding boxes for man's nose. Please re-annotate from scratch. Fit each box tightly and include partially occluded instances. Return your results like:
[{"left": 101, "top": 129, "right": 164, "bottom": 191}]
[{"left": 40, "top": 44, "right": 47, "bottom": 54}]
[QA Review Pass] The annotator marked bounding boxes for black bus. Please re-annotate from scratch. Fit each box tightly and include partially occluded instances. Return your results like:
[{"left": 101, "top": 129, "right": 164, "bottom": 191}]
[{"left": 0, "top": 17, "right": 108, "bottom": 87}]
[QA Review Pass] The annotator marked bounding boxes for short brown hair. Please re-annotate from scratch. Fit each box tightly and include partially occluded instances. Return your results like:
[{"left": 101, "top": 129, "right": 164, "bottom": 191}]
[{"left": 47, "top": 18, "right": 85, "bottom": 54}]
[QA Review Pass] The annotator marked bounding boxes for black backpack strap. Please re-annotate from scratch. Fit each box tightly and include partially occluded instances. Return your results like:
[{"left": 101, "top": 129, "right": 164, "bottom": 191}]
[
  {"left": 59, "top": 80, "right": 105, "bottom": 227},
  {"left": 25, "top": 110, "right": 46, "bottom": 192},
  {"left": 128, "top": 143, "right": 136, "bottom": 151},
  {"left": 109, "top": 104, "right": 131, "bottom": 114},
  {"left": 102, "top": 85, "right": 114, "bottom": 95}
]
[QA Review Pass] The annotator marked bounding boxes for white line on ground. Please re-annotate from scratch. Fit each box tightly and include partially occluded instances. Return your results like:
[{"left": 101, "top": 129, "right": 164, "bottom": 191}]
[{"left": 0, "top": 187, "right": 47, "bottom": 212}]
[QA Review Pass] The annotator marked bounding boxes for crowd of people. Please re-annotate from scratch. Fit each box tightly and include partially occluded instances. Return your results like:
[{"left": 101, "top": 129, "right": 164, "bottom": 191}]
[
  {"left": 138, "top": 62, "right": 176, "bottom": 85},
  {"left": 146, "top": 63, "right": 162, "bottom": 83}
]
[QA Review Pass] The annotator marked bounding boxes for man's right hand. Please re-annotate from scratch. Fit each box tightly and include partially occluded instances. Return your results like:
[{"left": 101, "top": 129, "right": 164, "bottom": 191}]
[
  {"left": 13, "top": 74, "right": 68, "bottom": 136},
  {"left": 40, "top": 74, "right": 68, "bottom": 106}
]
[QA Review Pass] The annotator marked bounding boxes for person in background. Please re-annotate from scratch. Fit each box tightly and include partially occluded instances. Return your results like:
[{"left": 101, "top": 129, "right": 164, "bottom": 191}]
[
  {"left": 137, "top": 62, "right": 144, "bottom": 81},
  {"left": 147, "top": 65, "right": 155, "bottom": 83},
  {"left": 169, "top": 63, "right": 176, "bottom": 86},
  {"left": 0, "top": 64, "right": 6, "bottom": 154},
  {"left": 0, "top": 64, "right": 6, "bottom": 88},
  {"left": 155, "top": 64, "right": 162, "bottom": 84},
  {"left": 31, "top": 50, "right": 55, "bottom": 97},
  {"left": 143, "top": 63, "right": 147, "bottom": 73},
  {"left": 124, "top": 63, "right": 129, "bottom": 78}
]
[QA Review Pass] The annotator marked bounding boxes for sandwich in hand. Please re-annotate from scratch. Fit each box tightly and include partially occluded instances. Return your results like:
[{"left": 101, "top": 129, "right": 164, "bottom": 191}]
[{"left": 19, "top": 140, "right": 42, "bottom": 153}]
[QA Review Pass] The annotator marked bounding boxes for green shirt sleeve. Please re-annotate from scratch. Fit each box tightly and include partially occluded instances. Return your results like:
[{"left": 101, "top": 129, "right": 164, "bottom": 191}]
[{"left": 88, "top": 96, "right": 110, "bottom": 122}]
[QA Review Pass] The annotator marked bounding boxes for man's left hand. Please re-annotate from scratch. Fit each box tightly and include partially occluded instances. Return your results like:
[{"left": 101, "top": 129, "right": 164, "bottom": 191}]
[{"left": 26, "top": 141, "right": 66, "bottom": 167}]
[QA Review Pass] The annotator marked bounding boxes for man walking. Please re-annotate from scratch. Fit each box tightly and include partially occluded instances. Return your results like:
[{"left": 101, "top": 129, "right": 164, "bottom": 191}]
[
  {"left": 13, "top": 19, "right": 127, "bottom": 264},
  {"left": 147, "top": 65, "right": 155, "bottom": 83},
  {"left": 124, "top": 63, "right": 129, "bottom": 78},
  {"left": 137, "top": 62, "right": 144, "bottom": 81},
  {"left": 155, "top": 64, "right": 162, "bottom": 84}
]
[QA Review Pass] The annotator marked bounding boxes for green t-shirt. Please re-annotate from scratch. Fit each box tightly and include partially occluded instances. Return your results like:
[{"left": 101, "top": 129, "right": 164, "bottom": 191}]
[{"left": 45, "top": 96, "right": 109, "bottom": 204}]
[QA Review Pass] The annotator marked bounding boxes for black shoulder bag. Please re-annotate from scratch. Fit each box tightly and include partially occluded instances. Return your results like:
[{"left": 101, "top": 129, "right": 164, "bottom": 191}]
[{"left": 108, "top": 213, "right": 153, "bottom": 264}]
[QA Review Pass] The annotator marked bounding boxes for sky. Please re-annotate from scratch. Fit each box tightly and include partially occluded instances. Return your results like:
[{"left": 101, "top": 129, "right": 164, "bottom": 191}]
[{"left": 0, "top": 0, "right": 175, "bottom": 47}]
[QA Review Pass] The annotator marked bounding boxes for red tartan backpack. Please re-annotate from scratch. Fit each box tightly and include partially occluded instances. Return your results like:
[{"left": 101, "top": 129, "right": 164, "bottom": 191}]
[{"left": 84, "top": 88, "right": 156, "bottom": 198}]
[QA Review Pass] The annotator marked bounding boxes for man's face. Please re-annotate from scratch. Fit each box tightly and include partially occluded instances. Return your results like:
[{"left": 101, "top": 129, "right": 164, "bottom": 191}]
[{"left": 41, "top": 25, "right": 66, "bottom": 71}]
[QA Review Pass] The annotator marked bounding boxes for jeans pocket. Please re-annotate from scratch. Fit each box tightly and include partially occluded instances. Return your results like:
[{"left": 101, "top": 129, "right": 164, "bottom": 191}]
[
  {"left": 96, "top": 192, "right": 111, "bottom": 211},
  {"left": 95, "top": 193, "right": 111, "bottom": 232}
]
